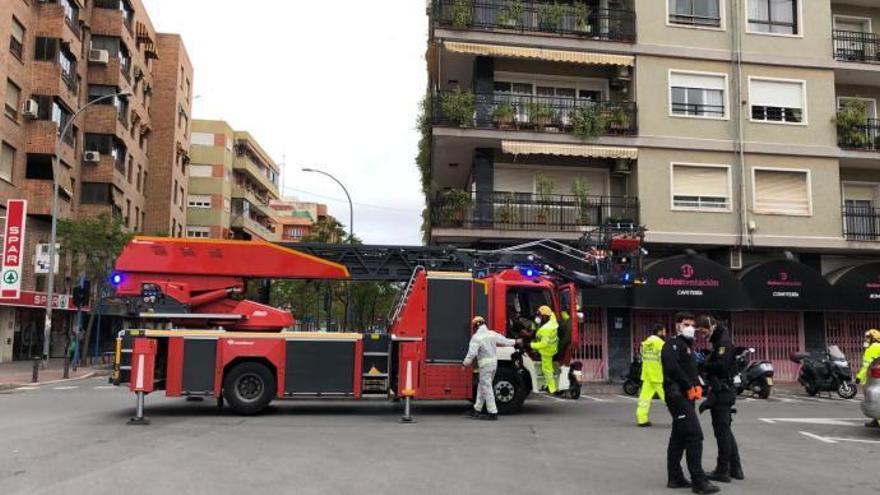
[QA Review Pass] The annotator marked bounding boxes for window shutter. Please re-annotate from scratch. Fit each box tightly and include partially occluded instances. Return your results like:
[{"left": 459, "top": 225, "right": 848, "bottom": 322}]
[
  {"left": 5, "top": 81, "right": 20, "bottom": 111},
  {"left": 669, "top": 72, "right": 725, "bottom": 90},
  {"left": 754, "top": 169, "right": 810, "bottom": 215},
  {"left": 11, "top": 20, "right": 25, "bottom": 43},
  {"left": 673, "top": 165, "right": 728, "bottom": 198},
  {"left": 750, "top": 79, "right": 803, "bottom": 109},
  {"left": 1, "top": 144, "right": 15, "bottom": 182}
]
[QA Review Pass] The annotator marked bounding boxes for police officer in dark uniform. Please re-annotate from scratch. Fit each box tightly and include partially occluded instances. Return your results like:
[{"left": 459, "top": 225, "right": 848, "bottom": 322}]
[
  {"left": 662, "top": 312, "right": 719, "bottom": 494},
  {"left": 697, "top": 315, "right": 744, "bottom": 483}
]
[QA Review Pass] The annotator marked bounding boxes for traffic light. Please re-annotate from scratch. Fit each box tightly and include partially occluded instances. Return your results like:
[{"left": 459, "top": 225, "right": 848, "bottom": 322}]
[{"left": 72, "top": 280, "right": 91, "bottom": 308}]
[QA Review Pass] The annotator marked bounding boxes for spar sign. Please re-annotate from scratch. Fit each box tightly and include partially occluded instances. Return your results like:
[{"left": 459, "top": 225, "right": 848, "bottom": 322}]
[{"left": 0, "top": 200, "right": 27, "bottom": 299}]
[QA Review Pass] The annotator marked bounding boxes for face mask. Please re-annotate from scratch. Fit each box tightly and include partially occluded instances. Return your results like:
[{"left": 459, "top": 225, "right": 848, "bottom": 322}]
[
  {"left": 865, "top": 342, "right": 871, "bottom": 349},
  {"left": 535, "top": 317, "right": 542, "bottom": 325},
  {"left": 681, "top": 326, "right": 696, "bottom": 340},
  {"left": 577, "top": 312, "right": 585, "bottom": 320}
]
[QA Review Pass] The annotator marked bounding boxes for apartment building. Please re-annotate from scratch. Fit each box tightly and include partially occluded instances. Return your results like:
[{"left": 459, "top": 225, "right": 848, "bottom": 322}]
[
  {"left": 270, "top": 199, "right": 337, "bottom": 242},
  {"left": 187, "top": 120, "right": 281, "bottom": 241},
  {"left": 0, "top": 0, "right": 191, "bottom": 362},
  {"left": 426, "top": 0, "right": 880, "bottom": 381}
]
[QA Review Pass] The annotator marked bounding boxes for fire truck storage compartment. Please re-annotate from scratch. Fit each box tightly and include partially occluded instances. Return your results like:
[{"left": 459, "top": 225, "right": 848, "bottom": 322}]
[
  {"left": 362, "top": 334, "right": 392, "bottom": 393},
  {"left": 426, "top": 275, "right": 472, "bottom": 362},
  {"left": 182, "top": 339, "right": 217, "bottom": 394},
  {"left": 284, "top": 340, "right": 356, "bottom": 395}
]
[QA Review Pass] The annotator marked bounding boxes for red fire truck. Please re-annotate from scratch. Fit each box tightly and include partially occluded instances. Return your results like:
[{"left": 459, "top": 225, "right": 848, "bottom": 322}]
[{"left": 111, "top": 233, "right": 641, "bottom": 422}]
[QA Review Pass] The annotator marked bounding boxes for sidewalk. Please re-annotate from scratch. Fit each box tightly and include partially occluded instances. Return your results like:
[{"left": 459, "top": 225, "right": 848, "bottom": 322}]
[{"left": 0, "top": 358, "right": 107, "bottom": 390}]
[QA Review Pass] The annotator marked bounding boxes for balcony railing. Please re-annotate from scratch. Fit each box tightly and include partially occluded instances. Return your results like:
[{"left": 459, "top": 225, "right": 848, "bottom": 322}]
[
  {"left": 843, "top": 205, "right": 880, "bottom": 241},
  {"left": 833, "top": 30, "right": 880, "bottom": 65},
  {"left": 433, "top": 0, "right": 636, "bottom": 43},
  {"left": 432, "top": 191, "right": 638, "bottom": 232},
  {"left": 838, "top": 118, "right": 880, "bottom": 151},
  {"left": 433, "top": 91, "right": 637, "bottom": 136}
]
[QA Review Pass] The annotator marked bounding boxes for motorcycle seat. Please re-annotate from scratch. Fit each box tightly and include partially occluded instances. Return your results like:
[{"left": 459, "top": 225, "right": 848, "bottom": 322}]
[{"left": 790, "top": 351, "right": 811, "bottom": 362}]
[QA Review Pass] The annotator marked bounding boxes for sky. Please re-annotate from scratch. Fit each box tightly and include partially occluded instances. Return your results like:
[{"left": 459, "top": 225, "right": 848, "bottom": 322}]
[{"left": 142, "top": 0, "right": 428, "bottom": 245}]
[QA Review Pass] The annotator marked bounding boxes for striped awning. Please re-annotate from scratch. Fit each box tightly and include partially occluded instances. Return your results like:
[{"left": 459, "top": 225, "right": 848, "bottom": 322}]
[
  {"left": 443, "top": 41, "right": 633, "bottom": 66},
  {"left": 502, "top": 141, "right": 638, "bottom": 159}
]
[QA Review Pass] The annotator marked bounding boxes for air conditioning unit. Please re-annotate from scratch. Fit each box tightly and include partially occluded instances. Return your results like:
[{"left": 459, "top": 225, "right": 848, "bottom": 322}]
[
  {"left": 88, "top": 49, "right": 110, "bottom": 65},
  {"left": 83, "top": 151, "right": 101, "bottom": 163},
  {"left": 729, "top": 248, "right": 743, "bottom": 270},
  {"left": 22, "top": 99, "right": 39, "bottom": 119}
]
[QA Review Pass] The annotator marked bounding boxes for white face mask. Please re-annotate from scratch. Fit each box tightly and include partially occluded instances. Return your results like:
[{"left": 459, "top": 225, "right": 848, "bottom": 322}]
[
  {"left": 865, "top": 342, "right": 871, "bottom": 349},
  {"left": 535, "top": 316, "right": 542, "bottom": 325},
  {"left": 680, "top": 325, "right": 696, "bottom": 340},
  {"left": 577, "top": 312, "right": 585, "bottom": 320}
]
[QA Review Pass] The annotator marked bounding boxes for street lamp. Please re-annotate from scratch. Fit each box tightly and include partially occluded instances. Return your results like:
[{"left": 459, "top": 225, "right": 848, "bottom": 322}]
[
  {"left": 42, "top": 90, "right": 133, "bottom": 364},
  {"left": 301, "top": 168, "right": 353, "bottom": 243}
]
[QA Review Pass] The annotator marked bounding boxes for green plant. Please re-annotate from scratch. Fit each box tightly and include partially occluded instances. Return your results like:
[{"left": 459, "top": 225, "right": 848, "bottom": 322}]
[
  {"left": 416, "top": 92, "right": 433, "bottom": 242},
  {"left": 538, "top": 2, "right": 565, "bottom": 30},
  {"left": 573, "top": 2, "right": 591, "bottom": 32},
  {"left": 452, "top": 0, "right": 473, "bottom": 29},
  {"left": 492, "top": 101, "right": 516, "bottom": 128},
  {"left": 835, "top": 100, "right": 869, "bottom": 148},
  {"left": 535, "top": 174, "right": 555, "bottom": 222},
  {"left": 609, "top": 106, "right": 631, "bottom": 130},
  {"left": 496, "top": 193, "right": 518, "bottom": 227},
  {"left": 571, "top": 178, "right": 592, "bottom": 223},
  {"left": 571, "top": 105, "right": 608, "bottom": 141},
  {"left": 438, "top": 189, "right": 472, "bottom": 226},
  {"left": 440, "top": 88, "right": 475, "bottom": 128},
  {"left": 498, "top": 0, "right": 524, "bottom": 27},
  {"left": 527, "top": 101, "right": 555, "bottom": 130}
]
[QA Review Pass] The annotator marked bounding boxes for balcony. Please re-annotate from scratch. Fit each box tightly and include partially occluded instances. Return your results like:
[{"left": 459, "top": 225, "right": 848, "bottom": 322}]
[
  {"left": 233, "top": 154, "right": 279, "bottom": 196},
  {"left": 431, "top": 190, "right": 638, "bottom": 232},
  {"left": 838, "top": 118, "right": 880, "bottom": 151},
  {"left": 833, "top": 30, "right": 880, "bottom": 65},
  {"left": 432, "top": 90, "right": 637, "bottom": 136},
  {"left": 231, "top": 213, "right": 276, "bottom": 242},
  {"left": 232, "top": 183, "right": 272, "bottom": 217},
  {"left": 843, "top": 205, "right": 880, "bottom": 241},
  {"left": 432, "top": 0, "right": 636, "bottom": 43}
]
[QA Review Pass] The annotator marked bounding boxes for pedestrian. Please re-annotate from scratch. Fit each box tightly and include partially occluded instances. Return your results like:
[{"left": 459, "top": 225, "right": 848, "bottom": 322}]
[
  {"left": 857, "top": 329, "right": 880, "bottom": 428},
  {"left": 530, "top": 305, "right": 559, "bottom": 395},
  {"left": 462, "top": 316, "right": 519, "bottom": 421},
  {"left": 696, "top": 315, "right": 743, "bottom": 483},
  {"left": 662, "top": 311, "right": 719, "bottom": 494},
  {"left": 636, "top": 323, "right": 667, "bottom": 427}
]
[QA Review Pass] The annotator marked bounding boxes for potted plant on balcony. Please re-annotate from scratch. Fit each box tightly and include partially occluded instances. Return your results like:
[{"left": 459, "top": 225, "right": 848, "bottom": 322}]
[
  {"left": 571, "top": 178, "right": 592, "bottom": 224},
  {"left": 573, "top": 1, "right": 592, "bottom": 34},
  {"left": 492, "top": 101, "right": 516, "bottom": 129},
  {"left": 538, "top": 2, "right": 565, "bottom": 31},
  {"left": 452, "top": 0, "right": 474, "bottom": 29},
  {"left": 527, "top": 101, "right": 555, "bottom": 131},
  {"left": 496, "top": 192, "right": 518, "bottom": 229},
  {"left": 535, "top": 174, "right": 555, "bottom": 225},
  {"left": 440, "top": 87, "right": 475, "bottom": 128},
  {"left": 834, "top": 100, "right": 869, "bottom": 149},
  {"left": 497, "top": 0, "right": 524, "bottom": 28},
  {"left": 571, "top": 105, "right": 608, "bottom": 141},
  {"left": 609, "top": 106, "right": 632, "bottom": 133},
  {"left": 438, "top": 189, "right": 472, "bottom": 227}
]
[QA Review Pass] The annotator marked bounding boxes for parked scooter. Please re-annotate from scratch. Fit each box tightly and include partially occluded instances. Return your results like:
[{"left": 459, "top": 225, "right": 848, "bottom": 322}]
[
  {"left": 622, "top": 354, "right": 642, "bottom": 396},
  {"left": 791, "top": 345, "right": 858, "bottom": 399},
  {"left": 733, "top": 347, "right": 774, "bottom": 399}
]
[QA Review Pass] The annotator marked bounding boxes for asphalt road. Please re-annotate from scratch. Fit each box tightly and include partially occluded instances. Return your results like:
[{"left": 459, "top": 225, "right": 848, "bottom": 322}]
[{"left": 1, "top": 379, "right": 878, "bottom": 495}]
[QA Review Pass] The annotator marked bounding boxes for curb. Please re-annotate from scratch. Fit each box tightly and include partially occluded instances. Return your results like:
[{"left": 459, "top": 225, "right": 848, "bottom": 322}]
[{"left": 0, "top": 369, "right": 108, "bottom": 391}]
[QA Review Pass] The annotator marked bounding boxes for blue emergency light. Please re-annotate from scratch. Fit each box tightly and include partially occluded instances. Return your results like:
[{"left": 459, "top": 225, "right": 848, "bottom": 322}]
[
  {"left": 110, "top": 273, "right": 124, "bottom": 286},
  {"left": 517, "top": 265, "right": 540, "bottom": 278}
]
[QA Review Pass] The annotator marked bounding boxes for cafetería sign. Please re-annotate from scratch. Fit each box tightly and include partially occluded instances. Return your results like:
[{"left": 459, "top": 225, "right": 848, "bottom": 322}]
[
  {"left": 739, "top": 259, "right": 831, "bottom": 311},
  {"left": 827, "top": 262, "right": 880, "bottom": 312},
  {"left": 635, "top": 255, "right": 748, "bottom": 310}
]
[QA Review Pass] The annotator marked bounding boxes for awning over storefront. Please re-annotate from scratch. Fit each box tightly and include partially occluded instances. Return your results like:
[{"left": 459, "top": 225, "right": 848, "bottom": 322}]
[
  {"left": 443, "top": 41, "right": 634, "bottom": 66},
  {"left": 501, "top": 141, "right": 638, "bottom": 159},
  {"left": 827, "top": 262, "right": 880, "bottom": 312},
  {"left": 0, "top": 291, "right": 80, "bottom": 311},
  {"left": 582, "top": 286, "right": 632, "bottom": 308},
  {"left": 633, "top": 255, "right": 748, "bottom": 311},
  {"left": 739, "top": 259, "right": 832, "bottom": 311}
]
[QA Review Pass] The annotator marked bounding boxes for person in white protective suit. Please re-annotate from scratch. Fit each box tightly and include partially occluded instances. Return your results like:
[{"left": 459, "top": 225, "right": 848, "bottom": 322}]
[{"left": 462, "top": 316, "right": 520, "bottom": 421}]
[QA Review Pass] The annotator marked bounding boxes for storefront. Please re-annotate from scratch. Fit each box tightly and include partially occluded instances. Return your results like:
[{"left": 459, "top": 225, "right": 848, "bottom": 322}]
[
  {"left": 0, "top": 291, "right": 78, "bottom": 362},
  {"left": 825, "top": 262, "right": 880, "bottom": 369}
]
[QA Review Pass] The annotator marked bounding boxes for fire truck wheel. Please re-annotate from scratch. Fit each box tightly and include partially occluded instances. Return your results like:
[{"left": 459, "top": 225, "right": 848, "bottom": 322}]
[
  {"left": 223, "top": 362, "right": 276, "bottom": 415},
  {"left": 494, "top": 367, "right": 527, "bottom": 414}
]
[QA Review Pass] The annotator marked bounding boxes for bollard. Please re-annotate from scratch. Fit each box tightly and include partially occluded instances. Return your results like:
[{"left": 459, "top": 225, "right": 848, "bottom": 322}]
[
  {"left": 31, "top": 356, "right": 40, "bottom": 383},
  {"left": 399, "top": 360, "right": 416, "bottom": 424}
]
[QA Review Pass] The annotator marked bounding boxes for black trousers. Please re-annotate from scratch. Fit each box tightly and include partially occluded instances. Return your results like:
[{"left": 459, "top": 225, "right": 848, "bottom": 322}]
[
  {"left": 666, "top": 391, "right": 705, "bottom": 481},
  {"left": 709, "top": 389, "right": 741, "bottom": 473}
]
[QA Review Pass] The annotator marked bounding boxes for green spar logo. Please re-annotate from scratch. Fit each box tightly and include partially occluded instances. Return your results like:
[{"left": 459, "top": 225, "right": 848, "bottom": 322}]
[{"left": 3, "top": 270, "right": 18, "bottom": 285}]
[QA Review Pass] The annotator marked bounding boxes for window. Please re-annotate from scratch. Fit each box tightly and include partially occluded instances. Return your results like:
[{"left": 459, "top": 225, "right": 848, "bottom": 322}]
[
  {"left": 191, "top": 132, "right": 214, "bottom": 146},
  {"left": 843, "top": 184, "right": 878, "bottom": 239},
  {"left": 25, "top": 154, "right": 54, "bottom": 180},
  {"left": 59, "top": 0, "right": 79, "bottom": 29},
  {"left": 179, "top": 186, "right": 185, "bottom": 209},
  {"left": 5, "top": 79, "right": 21, "bottom": 120},
  {"left": 671, "top": 164, "right": 731, "bottom": 211},
  {"left": 190, "top": 164, "right": 213, "bottom": 177},
  {"left": 753, "top": 168, "right": 811, "bottom": 215},
  {"left": 117, "top": 94, "right": 129, "bottom": 126},
  {"left": 134, "top": 206, "right": 140, "bottom": 231},
  {"left": 669, "top": 71, "right": 726, "bottom": 118},
  {"left": 81, "top": 182, "right": 112, "bottom": 204},
  {"left": 88, "top": 85, "right": 117, "bottom": 105},
  {"left": 748, "top": 0, "right": 798, "bottom": 35},
  {"left": 59, "top": 47, "right": 77, "bottom": 92},
  {"left": 34, "top": 37, "right": 58, "bottom": 61},
  {"left": 136, "top": 165, "right": 142, "bottom": 191},
  {"left": 187, "top": 226, "right": 211, "bottom": 239},
  {"left": 749, "top": 78, "right": 805, "bottom": 124},
  {"left": 125, "top": 199, "right": 131, "bottom": 227},
  {"left": 119, "top": 43, "right": 131, "bottom": 80},
  {"left": 185, "top": 79, "right": 191, "bottom": 98},
  {"left": 669, "top": 0, "right": 721, "bottom": 27},
  {"left": 126, "top": 156, "right": 133, "bottom": 183},
  {"left": 171, "top": 218, "right": 177, "bottom": 237},
  {"left": 1, "top": 142, "right": 15, "bottom": 183},
  {"left": 90, "top": 36, "right": 120, "bottom": 57},
  {"left": 173, "top": 179, "right": 179, "bottom": 205},
  {"left": 188, "top": 195, "right": 212, "bottom": 208},
  {"left": 10, "top": 17, "right": 25, "bottom": 60}
]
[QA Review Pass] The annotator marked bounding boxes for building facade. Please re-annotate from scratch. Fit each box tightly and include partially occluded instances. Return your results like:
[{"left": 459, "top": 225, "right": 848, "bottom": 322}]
[
  {"left": 270, "top": 199, "right": 336, "bottom": 242},
  {"left": 426, "top": 0, "right": 880, "bottom": 381},
  {"left": 187, "top": 120, "right": 281, "bottom": 241},
  {"left": 0, "top": 0, "right": 191, "bottom": 361}
]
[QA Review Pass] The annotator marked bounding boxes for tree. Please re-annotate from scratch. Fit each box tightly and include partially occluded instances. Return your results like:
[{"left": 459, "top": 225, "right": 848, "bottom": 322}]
[{"left": 57, "top": 214, "right": 134, "bottom": 364}]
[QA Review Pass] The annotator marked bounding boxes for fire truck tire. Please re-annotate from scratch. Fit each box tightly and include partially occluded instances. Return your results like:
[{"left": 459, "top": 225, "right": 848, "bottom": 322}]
[
  {"left": 223, "top": 362, "right": 276, "bottom": 415},
  {"left": 494, "top": 368, "right": 527, "bottom": 414}
]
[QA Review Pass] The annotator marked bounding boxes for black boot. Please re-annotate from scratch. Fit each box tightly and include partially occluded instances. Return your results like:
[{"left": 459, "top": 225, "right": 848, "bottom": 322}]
[
  {"left": 467, "top": 409, "right": 482, "bottom": 419},
  {"left": 667, "top": 478, "right": 692, "bottom": 489},
  {"left": 729, "top": 465, "right": 744, "bottom": 481},
  {"left": 480, "top": 413, "right": 498, "bottom": 421},
  {"left": 691, "top": 478, "right": 720, "bottom": 494},
  {"left": 865, "top": 419, "right": 880, "bottom": 429},
  {"left": 707, "top": 470, "right": 731, "bottom": 483}
]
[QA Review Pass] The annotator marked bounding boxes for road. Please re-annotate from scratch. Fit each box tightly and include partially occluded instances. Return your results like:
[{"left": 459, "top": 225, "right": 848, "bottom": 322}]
[{"left": 1, "top": 379, "right": 878, "bottom": 495}]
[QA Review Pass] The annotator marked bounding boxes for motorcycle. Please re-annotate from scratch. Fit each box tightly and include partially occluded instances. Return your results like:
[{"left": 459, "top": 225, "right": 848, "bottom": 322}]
[
  {"left": 733, "top": 347, "right": 774, "bottom": 399},
  {"left": 622, "top": 354, "right": 642, "bottom": 396},
  {"left": 790, "top": 345, "right": 858, "bottom": 399}
]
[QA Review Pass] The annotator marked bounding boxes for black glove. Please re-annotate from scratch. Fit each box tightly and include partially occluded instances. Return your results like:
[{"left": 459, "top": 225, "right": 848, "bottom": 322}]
[
  {"left": 698, "top": 400, "right": 709, "bottom": 415},
  {"left": 856, "top": 378, "right": 861, "bottom": 385}
]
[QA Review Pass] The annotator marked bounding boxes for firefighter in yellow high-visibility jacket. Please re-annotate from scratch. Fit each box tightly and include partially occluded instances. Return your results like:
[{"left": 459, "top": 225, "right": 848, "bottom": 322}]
[
  {"left": 530, "top": 305, "right": 559, "bottom": 394},
  {"left": 636, "top": 324, "right": 668, "bottom": 427}
]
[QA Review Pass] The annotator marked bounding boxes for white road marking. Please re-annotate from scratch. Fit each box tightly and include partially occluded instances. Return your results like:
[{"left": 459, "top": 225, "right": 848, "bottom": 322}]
[
  {"left": 93, "top": 385, "right": 116, "bottom": 390},
  {"left": 773, "top": 397, "right": 803, "bottom": 404},
  {"left": 52, "top": 386, "right": 78, "bottom": 390},
  {"left": 760, "top": 418, "right": 866, "bottom": 426},
  {"left": 799, "top": 431, "right": 880, "bottom": 445},
  {"left": 583, "top": 395, "right": 612, "bottom": 403},
  {"left": 615, "top": 395, "right": 638, "bottom": 402},
  {"left": 16, "top": 386, "right": 39, "bottom": 391},
  {"left": 799, "top": 431, "right": 838, "bottom": 444}
]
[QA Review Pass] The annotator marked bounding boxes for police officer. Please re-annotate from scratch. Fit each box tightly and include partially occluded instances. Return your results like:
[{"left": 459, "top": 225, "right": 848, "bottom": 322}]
[
  {"left": 697, "top": 315, "right": 743, "bottom": 484},
  {"left": 662, "top": 312, "right": 719, "bottom": 494}
]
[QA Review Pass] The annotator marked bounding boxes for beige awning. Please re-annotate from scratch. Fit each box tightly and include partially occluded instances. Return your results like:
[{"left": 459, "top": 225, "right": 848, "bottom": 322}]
[
  {"left": 443, "top": 41, "right": 633, "bottom": 66},
  {"left": 502, "top": 141, "right": 638, "bottom": 159}
]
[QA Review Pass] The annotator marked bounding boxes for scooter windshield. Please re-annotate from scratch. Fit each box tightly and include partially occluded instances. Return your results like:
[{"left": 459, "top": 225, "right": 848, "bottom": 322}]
[{"left": 827, "top": 345, "right": 846, "bottom": 361}]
